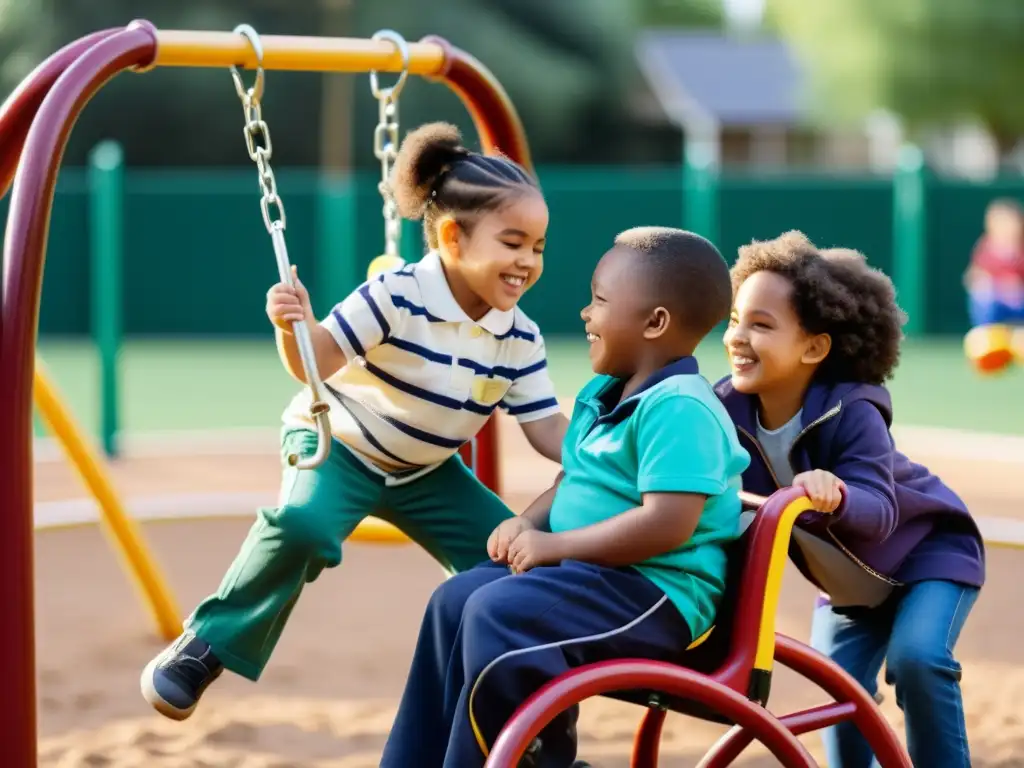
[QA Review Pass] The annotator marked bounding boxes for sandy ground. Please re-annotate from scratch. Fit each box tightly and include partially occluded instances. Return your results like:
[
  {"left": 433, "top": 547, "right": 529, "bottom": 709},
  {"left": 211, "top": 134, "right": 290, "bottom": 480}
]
[{"left": 30, "top": 412, "right": 1024, "bottom": 766}]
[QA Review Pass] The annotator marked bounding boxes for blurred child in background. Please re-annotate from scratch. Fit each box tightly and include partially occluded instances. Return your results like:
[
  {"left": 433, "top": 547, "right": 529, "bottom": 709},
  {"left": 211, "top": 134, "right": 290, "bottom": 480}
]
[{"left": 964, "top": 198, "right": 1024, "bottom": 328}]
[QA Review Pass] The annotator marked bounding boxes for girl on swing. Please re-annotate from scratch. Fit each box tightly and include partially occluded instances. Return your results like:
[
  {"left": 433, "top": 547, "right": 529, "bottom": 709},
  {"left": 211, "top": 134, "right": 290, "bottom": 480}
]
[{"left": 141, "top": 122, "right": 568, "bottom": 720}]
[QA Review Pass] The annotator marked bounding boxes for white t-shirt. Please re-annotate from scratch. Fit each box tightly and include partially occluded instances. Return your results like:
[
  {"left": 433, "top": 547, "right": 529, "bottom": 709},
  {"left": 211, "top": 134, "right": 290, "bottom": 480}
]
[{"left": 282, "top": 251, "right": 561, "bottom": 479}]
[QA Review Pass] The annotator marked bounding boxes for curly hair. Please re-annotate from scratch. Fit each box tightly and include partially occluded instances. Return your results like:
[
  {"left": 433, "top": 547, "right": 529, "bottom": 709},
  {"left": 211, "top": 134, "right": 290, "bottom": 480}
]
[
  {"left": 390, "top": 122, "right": 538, "bottom": 249},
  {"left": 731, "top": 231, "right": 908, "bottom": 384}
]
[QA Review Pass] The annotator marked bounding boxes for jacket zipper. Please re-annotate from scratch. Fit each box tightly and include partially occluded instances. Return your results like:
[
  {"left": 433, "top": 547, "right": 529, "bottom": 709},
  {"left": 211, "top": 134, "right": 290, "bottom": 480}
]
[{"left": 738, "top": 401, "right": 902, "bottom": 586}]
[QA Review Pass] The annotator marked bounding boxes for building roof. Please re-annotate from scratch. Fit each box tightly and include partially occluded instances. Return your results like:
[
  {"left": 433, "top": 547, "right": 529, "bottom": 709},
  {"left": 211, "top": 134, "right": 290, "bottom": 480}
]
[{"left": 635, "top": 29, "right": 807, "bottom": 129}]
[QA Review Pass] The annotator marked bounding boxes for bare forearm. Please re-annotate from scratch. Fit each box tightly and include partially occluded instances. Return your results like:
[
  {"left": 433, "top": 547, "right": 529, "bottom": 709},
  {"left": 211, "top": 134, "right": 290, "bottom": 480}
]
[
  {"left": 554, "top": 506, "right": 697, "bottom": 567},
  {"left": 275, "top": 324, "right": 345, "bottom": 384},
  {"left": 521, "top": 472, "right": 563, "bottom": 530},
  {"left": 521, "top": 413, "right": 568, "bottom": 464}
]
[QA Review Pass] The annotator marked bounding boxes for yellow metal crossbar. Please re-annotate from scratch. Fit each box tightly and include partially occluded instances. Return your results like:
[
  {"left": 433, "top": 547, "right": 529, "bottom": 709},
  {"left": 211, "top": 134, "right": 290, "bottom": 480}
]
[{"left": 152, "top": 30, "right": 446, "bottom": 74}]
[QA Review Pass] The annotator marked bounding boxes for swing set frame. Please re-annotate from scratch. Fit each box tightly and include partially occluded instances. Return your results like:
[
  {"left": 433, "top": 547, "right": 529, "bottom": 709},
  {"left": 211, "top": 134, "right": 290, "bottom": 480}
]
[
  {"left": 0, "top": 20, "right": 911, "bottom": 768},
  {"left": 0, "top": 21, "right": 516, "bottom": 765}
]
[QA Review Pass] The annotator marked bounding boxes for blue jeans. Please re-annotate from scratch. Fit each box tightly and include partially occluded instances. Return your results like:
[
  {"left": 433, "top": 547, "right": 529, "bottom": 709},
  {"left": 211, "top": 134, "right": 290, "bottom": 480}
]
[
  {"left": 969, "top": 296, "right": 1024, "bottom": 326},
  {"left": 810, "top": 579, "right": 978, "bottom": 768}
]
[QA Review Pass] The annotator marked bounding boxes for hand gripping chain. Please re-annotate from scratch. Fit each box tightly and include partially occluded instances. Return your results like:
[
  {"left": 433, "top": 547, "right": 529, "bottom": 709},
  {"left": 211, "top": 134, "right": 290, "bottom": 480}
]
[{"left": 230, "top": 24, "right": 332, "bottom": 470}]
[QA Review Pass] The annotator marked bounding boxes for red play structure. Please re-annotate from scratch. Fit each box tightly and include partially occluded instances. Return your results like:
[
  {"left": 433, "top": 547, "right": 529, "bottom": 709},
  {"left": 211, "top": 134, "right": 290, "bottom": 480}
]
[{"left": 486, "top": 488, "right": 911, "bottom": 766}]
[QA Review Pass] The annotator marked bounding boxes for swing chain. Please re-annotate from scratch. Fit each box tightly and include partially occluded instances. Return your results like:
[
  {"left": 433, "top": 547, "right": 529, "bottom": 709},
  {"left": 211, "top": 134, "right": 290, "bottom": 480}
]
[
  {"left": 369, "top": 30, "right": 411, "bottom": 258},
  {"left": 230, "top": 24, "right": 286, "bottom": 233},
  {"left": 228, "top": 24, "right": 332, "bottom": 471}
]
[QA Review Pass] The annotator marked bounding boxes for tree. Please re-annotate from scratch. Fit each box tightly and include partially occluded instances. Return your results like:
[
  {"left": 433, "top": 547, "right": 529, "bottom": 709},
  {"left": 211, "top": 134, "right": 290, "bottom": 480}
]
[
  {"left": 353, "top": 0, "right": 640, "bottom": 165},
  {"left": 639, "top": 0, "right": 723, "bottom": 28},
  {"left": 0, "top": 0, "right": 55, "bottom": 94},
  {"left": 2, "top": 0, "right": 721, "bottom": 166},
  {"left": 766, "top": 0, "right": 1024, "bottom": 153},
  {"left": 1, "top": 0, "right": 643, "bottom": 166}
]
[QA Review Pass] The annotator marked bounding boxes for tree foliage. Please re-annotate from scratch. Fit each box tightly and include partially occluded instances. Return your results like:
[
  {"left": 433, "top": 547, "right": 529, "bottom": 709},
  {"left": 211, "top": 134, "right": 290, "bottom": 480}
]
[
  {"left": 639, "top": 0, "right": 723, "bottom": 28},
  {"left": 1, "top": 0, "right": 708, "bottom": 166},
  {"left": 766, "top": 0, "right": 1024, "bottom": 150}
]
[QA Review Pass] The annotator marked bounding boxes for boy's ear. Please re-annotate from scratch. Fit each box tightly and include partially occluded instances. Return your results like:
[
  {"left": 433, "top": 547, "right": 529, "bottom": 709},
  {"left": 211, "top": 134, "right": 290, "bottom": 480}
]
[
  {"left": 643, "top": 306, "right": 671, "bottom": 340},
  {"left": 438, "top": 217, "right": 461, "bottom": 259},
  {"left": 801, "top": 333, "right": 832, "bottom": 365}
]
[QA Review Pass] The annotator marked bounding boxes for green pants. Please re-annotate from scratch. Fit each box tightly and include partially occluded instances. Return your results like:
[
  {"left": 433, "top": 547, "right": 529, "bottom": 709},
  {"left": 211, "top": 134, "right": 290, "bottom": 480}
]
[{"left": 187, "top": 428, "right": 513, "bottom": 681}]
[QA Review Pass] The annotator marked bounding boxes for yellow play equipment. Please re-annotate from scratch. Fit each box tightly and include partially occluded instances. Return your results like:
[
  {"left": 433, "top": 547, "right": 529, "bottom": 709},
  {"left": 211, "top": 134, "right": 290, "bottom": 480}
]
[
  {"left": 33, "top": 360, "right": 182, "bottom": 640},
  {"left": 33, "top": 359, "right": 412, "bottom": 642},
  {"left": 963, "top": 323, "right": 1024, "bottom": 374},
  {"left": 367, "top": 252, "right": 407, "bottom": 278}
]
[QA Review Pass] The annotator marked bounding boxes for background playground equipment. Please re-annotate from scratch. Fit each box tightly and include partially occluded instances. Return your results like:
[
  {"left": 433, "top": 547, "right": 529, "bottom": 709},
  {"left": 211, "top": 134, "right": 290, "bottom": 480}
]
[
  {"left": 486, "top": 489, "right": 912, "bottom": 768},
  {"left": 963, "top": 322, "right": 1024, "bottom": 374},
  {"left": 964, "top": 323, "right": 1017, "bottom": 374},
  {"left": 367, "top": 252, "right": 408, "bottom": 278}
]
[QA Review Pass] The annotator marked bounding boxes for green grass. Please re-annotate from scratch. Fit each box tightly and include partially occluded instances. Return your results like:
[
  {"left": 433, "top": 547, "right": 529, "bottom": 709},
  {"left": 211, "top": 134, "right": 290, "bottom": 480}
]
[{"left": 32, "top": 335, "right": 1024, "bottom": 440}]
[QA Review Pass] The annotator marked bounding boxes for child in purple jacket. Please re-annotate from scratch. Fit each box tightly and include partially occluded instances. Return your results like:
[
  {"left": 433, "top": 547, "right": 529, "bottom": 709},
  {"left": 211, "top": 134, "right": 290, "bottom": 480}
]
[{"left": 716, "top": 232, "right": 985, "bottom": 768}]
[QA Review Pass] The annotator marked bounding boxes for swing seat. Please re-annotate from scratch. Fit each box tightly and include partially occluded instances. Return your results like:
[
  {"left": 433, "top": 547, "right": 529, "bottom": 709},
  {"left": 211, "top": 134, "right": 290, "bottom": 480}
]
[{"left": 485, "top": 487, "right": 912, "bottom": 768}]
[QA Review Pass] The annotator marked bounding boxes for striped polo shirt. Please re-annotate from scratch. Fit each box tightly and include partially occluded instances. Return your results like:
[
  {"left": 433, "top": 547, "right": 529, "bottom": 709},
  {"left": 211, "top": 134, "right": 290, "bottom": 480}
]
[{"left": 281, "top": 251, "right": 561, "bottom": 478}]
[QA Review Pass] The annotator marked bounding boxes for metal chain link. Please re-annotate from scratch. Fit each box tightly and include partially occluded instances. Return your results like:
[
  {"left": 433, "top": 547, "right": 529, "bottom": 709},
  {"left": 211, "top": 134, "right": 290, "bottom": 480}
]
[
  {"left": 227, "top": 24, "right": 331, "bottom": 471},
  {"left": 230, "top": 25, "right": 286, "bottom": 234},
  {"left": 369, "top": 30, "right": 410, "bottom": 258}
]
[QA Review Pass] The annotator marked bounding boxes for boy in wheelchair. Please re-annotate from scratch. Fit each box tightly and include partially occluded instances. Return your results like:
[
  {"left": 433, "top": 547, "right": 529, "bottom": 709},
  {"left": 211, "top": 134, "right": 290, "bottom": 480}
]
[{"left": 380, "top": 227, "right": 751, "bottom": 768}]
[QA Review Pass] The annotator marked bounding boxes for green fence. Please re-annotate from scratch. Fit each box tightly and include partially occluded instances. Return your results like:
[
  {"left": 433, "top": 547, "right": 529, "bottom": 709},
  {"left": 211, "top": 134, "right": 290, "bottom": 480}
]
[{"left": 6, "top": 152, "right": 1020, "bottom": 339}]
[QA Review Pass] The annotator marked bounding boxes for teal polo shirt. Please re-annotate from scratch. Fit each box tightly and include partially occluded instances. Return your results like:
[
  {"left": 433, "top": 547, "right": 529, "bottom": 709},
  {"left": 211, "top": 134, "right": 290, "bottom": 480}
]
[{"left": 549, "top": 357, "right": 750, "bottom": 637}]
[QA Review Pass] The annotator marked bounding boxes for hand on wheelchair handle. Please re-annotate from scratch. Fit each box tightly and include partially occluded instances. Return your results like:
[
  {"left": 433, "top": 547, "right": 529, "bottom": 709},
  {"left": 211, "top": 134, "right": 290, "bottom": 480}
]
[{"left": 791, "top": 470, "right": 846, "bottom": 514}]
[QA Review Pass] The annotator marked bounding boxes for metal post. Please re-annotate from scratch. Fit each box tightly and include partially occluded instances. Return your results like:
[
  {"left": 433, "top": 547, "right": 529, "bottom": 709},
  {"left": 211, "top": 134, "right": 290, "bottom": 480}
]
[
  {"left": 892, "top": 144, "right": 927, "bottom": 334},
  {"left": 88, "top": 139, "right": 124, "bottom": 457},
  {"left": 683, "top": 134, "right": 720, "bottom": 245},
  {"left": 316, "top": 172, "right": 358, "bottom": 313},
  {"left": 0, "top": 24, "right": 159, "bottom": 768}
]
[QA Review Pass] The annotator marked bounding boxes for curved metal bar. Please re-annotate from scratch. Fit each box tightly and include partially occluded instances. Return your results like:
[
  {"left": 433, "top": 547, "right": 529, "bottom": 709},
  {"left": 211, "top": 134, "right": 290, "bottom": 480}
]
[
  {"left": 698, "top": 635, "right": 910, "bottom": 768},
  {"left": 424, "top": 36, "right": 533, "bottom": 171},
  {"left": 0, "top": 28, "right": 119, "bottom": 196},
  {"left": 775, "top": 635, "right": 910, "bottom": 767},
  {"left": 0, "top": 22, "right": 159, "bottom": 765},
  {"left": 631, "top": 706, "right": 667, "bottom": 768},
  {"left": 485, "top": 660, "right": 816, "bottom": 768},
  {"left": 152, "top": 30, "right": 446, "bottom": 73}
]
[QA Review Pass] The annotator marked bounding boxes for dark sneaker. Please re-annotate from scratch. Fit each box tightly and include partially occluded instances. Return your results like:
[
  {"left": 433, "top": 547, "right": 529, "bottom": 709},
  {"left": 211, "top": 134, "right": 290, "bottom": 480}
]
[{"left": 140, "top": 631, "right": 223, "bottom": 720}]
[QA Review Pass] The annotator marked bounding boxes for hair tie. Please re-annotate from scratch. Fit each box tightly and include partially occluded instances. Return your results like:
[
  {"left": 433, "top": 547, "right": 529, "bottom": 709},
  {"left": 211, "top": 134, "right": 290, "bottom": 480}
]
[
  {"left": 430, "top": 164, "right": 452, "bottom": 199},
  {"left": 429, "top": 150, "right": 470, "bottom": 200}
]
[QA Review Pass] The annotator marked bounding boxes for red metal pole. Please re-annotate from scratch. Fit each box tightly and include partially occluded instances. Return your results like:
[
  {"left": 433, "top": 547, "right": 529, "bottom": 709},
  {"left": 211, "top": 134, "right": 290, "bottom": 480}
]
[
  {"left": 774, "top": 636, "right": 911, "bottom": 767},
  {"left": 486, "top": 660, "right": 816, "bottom": 768},
  {"left": 0, "top": 22, "right": 158, "bottom": 767},
  {"left": 697, "top": 702, "right": 857, "bottom": 767},
  {"left": 0, "top": 30, "right": 118, "bottom": 197},
  {"left": 699, "top": 636, "right": 910, "bottom": 768},
  {"left": 430, "top": 36, "right": 536, "bottom": 497},
  {"left": 630, "top": 706, "right": 667, "bottom": 768}
]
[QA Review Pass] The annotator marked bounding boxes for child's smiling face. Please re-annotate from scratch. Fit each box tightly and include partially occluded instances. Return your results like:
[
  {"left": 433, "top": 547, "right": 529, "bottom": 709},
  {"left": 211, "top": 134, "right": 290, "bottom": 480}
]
[
  {"left": 438, "top": 190, "right": 548, "bottom": 317},
  {"left": 986, "top": 205, "right": 1023, "bottom": 250},
  {"left": 724, "top": 270, "right": 829, "bottom": 395},
  {"left": 580, "top": 246, "right": 656, "bottom": 376}
]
